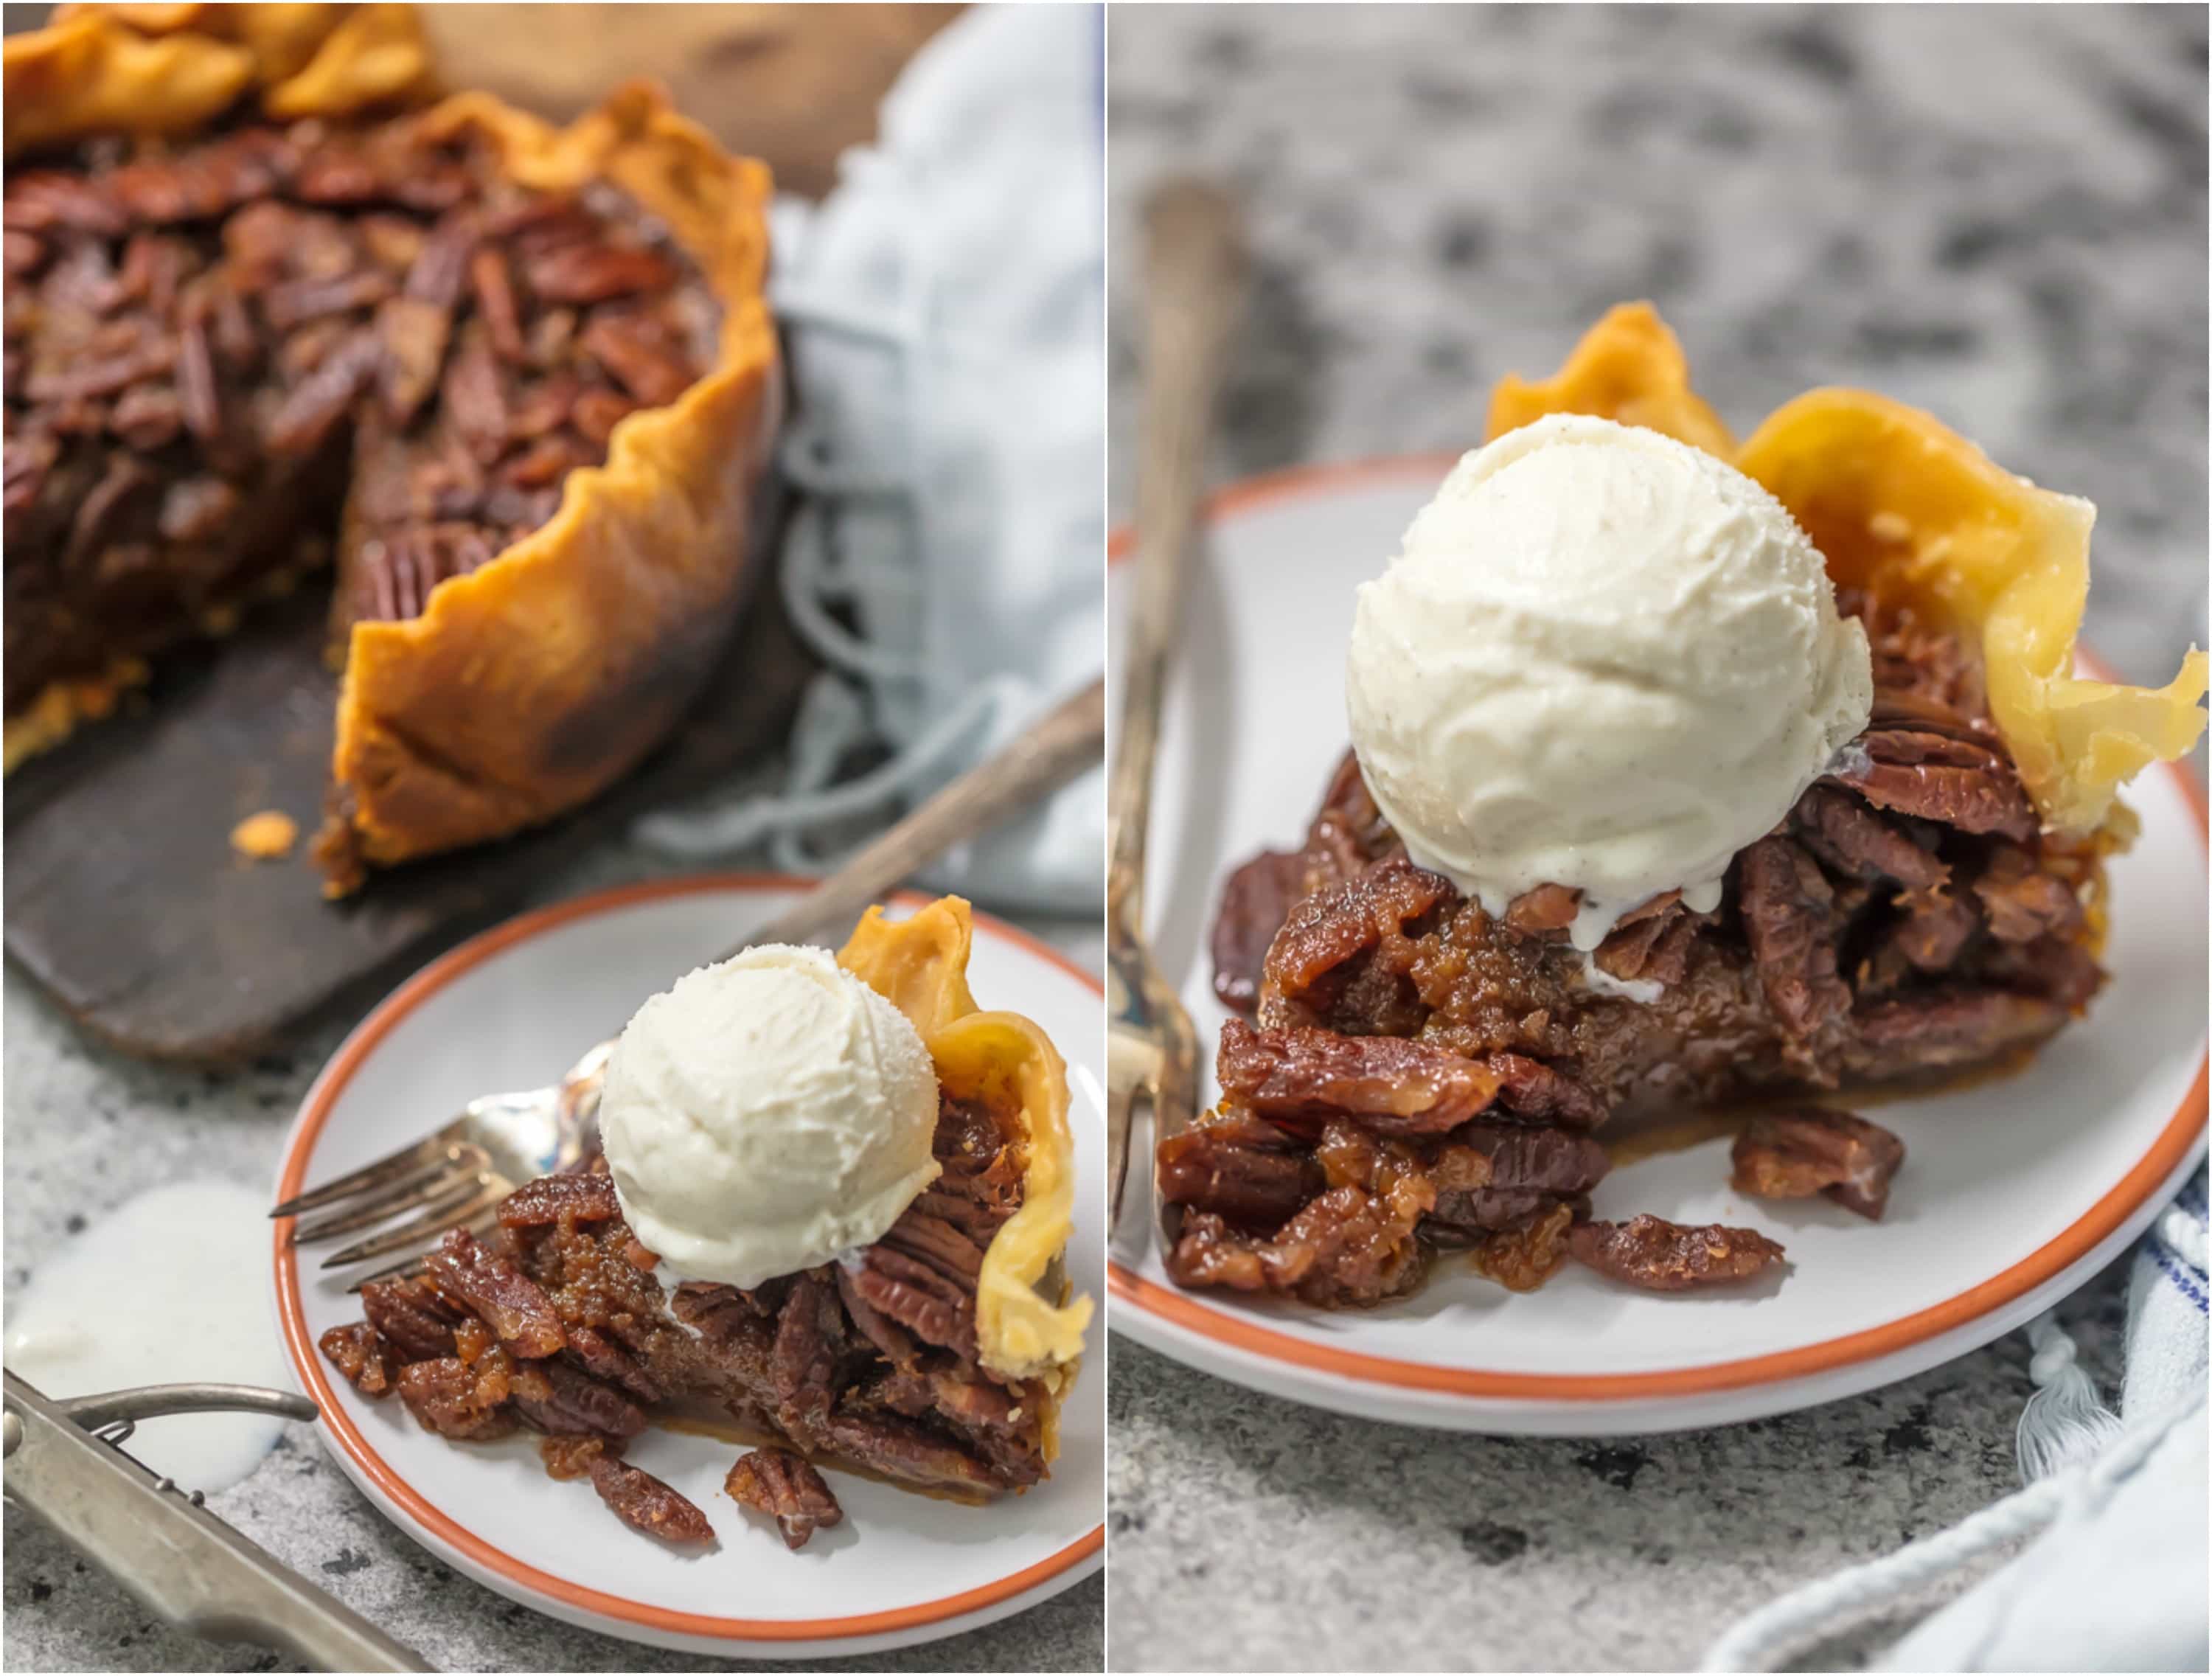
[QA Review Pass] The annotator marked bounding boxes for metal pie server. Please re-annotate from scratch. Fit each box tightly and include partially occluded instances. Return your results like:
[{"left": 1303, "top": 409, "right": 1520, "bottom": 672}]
[{"left": 3, "top": 1370, "right": 428, "bottom": 1671}]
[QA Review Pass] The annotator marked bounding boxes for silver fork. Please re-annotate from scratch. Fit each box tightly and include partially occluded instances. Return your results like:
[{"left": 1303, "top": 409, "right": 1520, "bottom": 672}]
[
  {"left": 1105, "top": 178, "right": 1244, "bottom": 1236},
  {"left": 277, "top": 673, "right": 1107, "bottom": 1287}
]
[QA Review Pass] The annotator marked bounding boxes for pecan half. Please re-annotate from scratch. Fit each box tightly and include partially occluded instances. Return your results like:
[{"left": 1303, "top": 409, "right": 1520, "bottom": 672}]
[
  {"left": 423, "top": 1228, "right": 565, "bottom": 1357},
  {"left": 1731, "top": 1109, "right": 1906, "bottom": 1220},
  {"left": 1216, "top": 1017, "right": 1501, "bottom": 1136},
  {"left": 726, "top": 1447, "right": 844, "bottom": 1551},
  {"left": 586, "top": 1453, "right": 714, "bottom": 1545},
  {"left": 1568, "top": 1214, "right": 1786, "bottom": 1291}
]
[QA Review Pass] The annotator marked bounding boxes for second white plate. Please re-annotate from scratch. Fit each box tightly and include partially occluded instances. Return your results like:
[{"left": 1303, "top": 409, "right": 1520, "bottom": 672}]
[
  {"left": 1107, "top": 458, "right": 2208, "bottom": 1436},
  {"left": 274, "top": 878, "right": 1105, "bottom": 1658}
]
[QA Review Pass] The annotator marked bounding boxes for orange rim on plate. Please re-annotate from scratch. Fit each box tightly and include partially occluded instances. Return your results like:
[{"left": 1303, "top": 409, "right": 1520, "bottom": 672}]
[
  {"left": 1106, "top": 455, "right": 2212, "bottom": 1402},
  {"left": 274, "top": 874, "right": 1105, "bottom": 1643}
]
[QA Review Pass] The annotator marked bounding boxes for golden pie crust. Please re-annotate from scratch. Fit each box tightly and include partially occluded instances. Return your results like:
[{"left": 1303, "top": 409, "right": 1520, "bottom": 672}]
[
  {"left": 838, "top": 898, "right": 1090, "bottom": 1433},
  {"left": 1486, "top": 303, "right": 2208, "bottom": 839},
  {"left": 319, "top": 85, "right": 777, "bottom": 889},
  {"left": 5, "top": 5, "right": 781, "bottom": 893},
  {"left": 4, "top": 4, "right": 439, "bottom": 158}
]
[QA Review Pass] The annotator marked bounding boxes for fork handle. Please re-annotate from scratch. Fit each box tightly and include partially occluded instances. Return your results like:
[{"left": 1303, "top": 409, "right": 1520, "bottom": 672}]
[
  {"left": 1107, "top": 179, "right": 1245, "bottom": 933},
  {"left": 729, "top": 675, "right": 1106, "bottom": 956}
]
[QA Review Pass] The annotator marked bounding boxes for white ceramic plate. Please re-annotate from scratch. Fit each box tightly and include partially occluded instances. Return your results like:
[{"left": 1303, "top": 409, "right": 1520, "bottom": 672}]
[
  {"left": 1107, "top": 457, "right": 2209, "bottom": 1436},
  {"left": 273, "top": 878, "right": 1104, "bottom": 1659}
]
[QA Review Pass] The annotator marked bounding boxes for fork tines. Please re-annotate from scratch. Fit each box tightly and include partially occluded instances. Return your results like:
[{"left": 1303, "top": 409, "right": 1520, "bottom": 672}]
[{"left": 272, "top": 1116, "right": 512, "bottom": 1276}]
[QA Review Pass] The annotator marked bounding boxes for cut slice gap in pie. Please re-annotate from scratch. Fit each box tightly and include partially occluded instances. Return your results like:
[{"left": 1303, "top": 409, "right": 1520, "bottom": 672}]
[{"left": 4, "top": 4, "right": 779, "bottom": 893}]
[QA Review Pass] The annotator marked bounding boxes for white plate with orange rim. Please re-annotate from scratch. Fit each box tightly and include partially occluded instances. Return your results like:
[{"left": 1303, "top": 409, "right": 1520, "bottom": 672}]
[
  {"left": 272, "top": 877, "right": 1105, "bottom": 1659},
  {"left": 1106, "top": 456, "right": 2209, "bottom": 1436}
]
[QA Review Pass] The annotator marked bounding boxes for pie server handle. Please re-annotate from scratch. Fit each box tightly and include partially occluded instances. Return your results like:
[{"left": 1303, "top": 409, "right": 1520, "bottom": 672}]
[{"left": 3, "top": 1370, "right": 431, "bottom": 1672}]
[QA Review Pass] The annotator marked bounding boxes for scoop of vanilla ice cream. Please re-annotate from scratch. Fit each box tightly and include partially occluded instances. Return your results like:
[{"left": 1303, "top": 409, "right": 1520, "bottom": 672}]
[
  {"left": 598, "top": 944, "right": 942, "bottom": 1289},
  {"left": 1346, "top": 413, "right": 1873, "bottom": 950}
]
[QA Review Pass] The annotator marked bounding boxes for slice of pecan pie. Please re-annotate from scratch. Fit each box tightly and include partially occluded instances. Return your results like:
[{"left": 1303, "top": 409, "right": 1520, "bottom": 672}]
[
  {"left": 4, "top": 4, "right": 778, "bottom": 892},
  {"left": 1166, "top": 304, "right": 2207, "bottom": 1307},
  {"left": 321, "top": 898, "right": 1091, "bottom": 1546}
]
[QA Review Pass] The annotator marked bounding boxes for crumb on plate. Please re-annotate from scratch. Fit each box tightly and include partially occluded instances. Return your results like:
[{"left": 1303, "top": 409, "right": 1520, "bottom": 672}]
[{"left": 230, "top": 810, "right": 299, "bottom": 861}]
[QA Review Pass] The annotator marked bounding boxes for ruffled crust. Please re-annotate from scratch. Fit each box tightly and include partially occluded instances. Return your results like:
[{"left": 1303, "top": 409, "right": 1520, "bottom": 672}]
[
  {"left": 838, "top": 900, "right": 1092, "bottom": 1407},
  {"left": 1485, "top": 302, "right": 1737, "bottom": 459},
  {"left": 5, "top": 4, "right": 436, "bottom": 157},
  {"left": 1486, "top": 304, "right": 2208, "bottom": 838},
  {"left": 1739, "top": 392, "right": 2208, "bottom": 836},
  {"left": 5, "top": 7, "right": 781, "bottom": 883},
  {"left": 322, "top": 83, "right": 778, "bottom": 883}
]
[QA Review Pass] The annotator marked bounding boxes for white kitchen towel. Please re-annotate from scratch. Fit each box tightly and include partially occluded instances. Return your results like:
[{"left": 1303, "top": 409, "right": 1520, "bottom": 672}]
[
  {"left": 633, "top": 3, "right": 1106, "bottom": 914},
  {"left": 1707, "top": 1164, "right": 2210, "bottom": 1673}
]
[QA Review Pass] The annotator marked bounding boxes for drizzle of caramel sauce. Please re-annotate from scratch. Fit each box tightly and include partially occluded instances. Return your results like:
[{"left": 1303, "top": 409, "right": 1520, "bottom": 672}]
[
  {"left": 657, "top": 1412, "right": 997, "bottom": 1506},
  {"left": 1604, "top": 1108, "right": 1751, "bottom": 1170},
  {"left": 1602, "top": 1043, "right": 2046, "bottom": 1169}
]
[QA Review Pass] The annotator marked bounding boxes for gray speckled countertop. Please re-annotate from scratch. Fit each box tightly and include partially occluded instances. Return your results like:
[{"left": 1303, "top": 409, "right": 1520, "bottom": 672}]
[
  {"left": 1105, "top": 5, "right": 2204, "bottom": 1672},
  {"left": 2, "top": 832, "right": 1104, "bottom": 1674}
]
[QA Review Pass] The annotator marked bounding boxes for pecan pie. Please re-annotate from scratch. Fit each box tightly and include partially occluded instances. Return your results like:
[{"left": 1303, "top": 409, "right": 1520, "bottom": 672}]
[
  {"left": 321, "top": 898, "right": 1091, "bottom": 1547},
  {"left": 4, "top": 5, "right": 777, "bottom": 892},
  {"left": 1166, "top": 304, "right": 2207, "bottom": 1309}
]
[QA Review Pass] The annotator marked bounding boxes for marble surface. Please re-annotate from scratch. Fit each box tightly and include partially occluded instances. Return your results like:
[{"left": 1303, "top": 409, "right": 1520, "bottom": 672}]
[
  {"left": 1, "top": 832, "right": 1104, "bottom": 1674},
  {"left": 1107, "top": 2, "right": 2208, "bottom": 689},
  {"left": 1105, "top": 5, "right": 2205, "bottom": 1672}
]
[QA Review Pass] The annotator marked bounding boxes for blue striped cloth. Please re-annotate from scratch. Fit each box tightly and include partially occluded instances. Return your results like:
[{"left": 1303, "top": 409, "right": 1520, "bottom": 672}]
[
  {"left": 2139, "top": 1167, "right": 2208, "bottom": 1330},
  {"left": 1876, "top": 1164, "right": 2208, "bottom": 1671},
  {"left": 1711, "top": 1164, "right": 2208, "bottom": 1671}
]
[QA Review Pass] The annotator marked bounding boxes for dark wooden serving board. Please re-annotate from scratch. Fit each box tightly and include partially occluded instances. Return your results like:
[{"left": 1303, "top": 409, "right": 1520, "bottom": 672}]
[{"left": 4, "top": 493, "right": 813, "bottom": 1065}]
